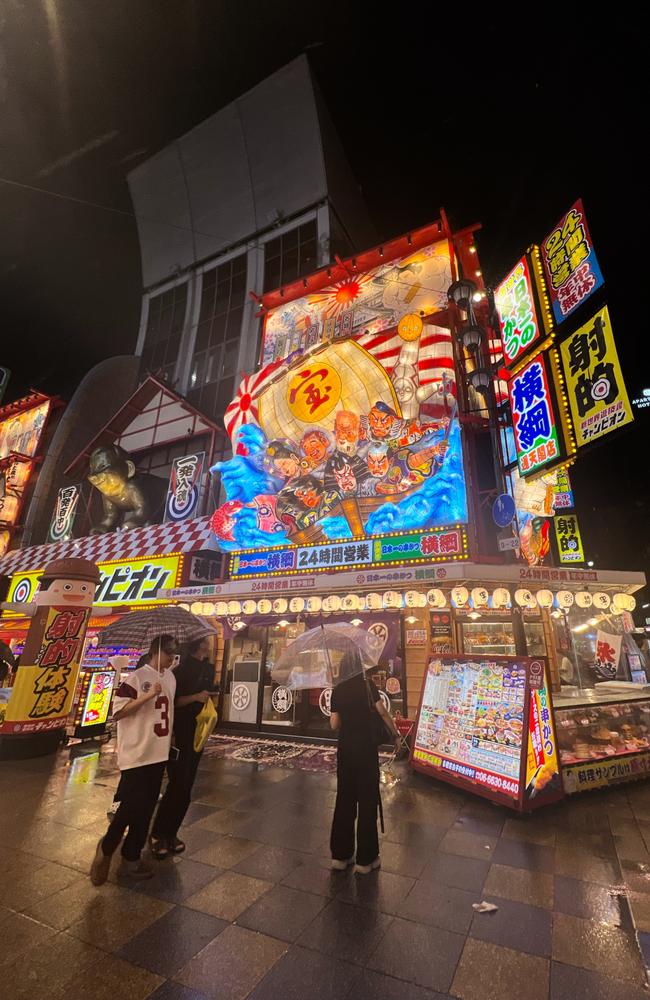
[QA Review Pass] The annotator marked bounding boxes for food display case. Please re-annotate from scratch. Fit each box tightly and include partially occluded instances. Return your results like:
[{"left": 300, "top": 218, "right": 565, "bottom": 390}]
[
  {"left": 411, "top": 654, "right": 563, "bottom": 811},
  {"left": 461, "top": 620, "right": 516, "bottom": 656},
  {"left": 555, "top": 688, "right": 650, "bottom": 793}
]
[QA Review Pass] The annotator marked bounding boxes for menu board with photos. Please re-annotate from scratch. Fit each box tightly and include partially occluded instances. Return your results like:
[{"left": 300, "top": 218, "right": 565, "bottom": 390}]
[{"left": 411, "top": 655, "right": 563, "bottom": 811}]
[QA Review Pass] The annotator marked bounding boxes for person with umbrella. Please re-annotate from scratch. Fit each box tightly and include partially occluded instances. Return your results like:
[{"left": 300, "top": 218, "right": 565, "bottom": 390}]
[
  {"left": 149, "top": 636, "right": 218, "bottom": 858},
  {"left": 90, "top": 633, "right": 179, "bottom": 884}
]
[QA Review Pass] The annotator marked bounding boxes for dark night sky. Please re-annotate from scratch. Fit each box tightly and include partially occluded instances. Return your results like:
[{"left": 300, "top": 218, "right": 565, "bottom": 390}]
[{"left": 0, "top": 4, "right": 647, "bottom": 593}]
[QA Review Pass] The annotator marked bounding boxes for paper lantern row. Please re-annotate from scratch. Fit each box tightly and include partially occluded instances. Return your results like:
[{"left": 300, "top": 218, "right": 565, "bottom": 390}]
[{"left": 181, "top": 589, "right": 636, "bottom": 618}]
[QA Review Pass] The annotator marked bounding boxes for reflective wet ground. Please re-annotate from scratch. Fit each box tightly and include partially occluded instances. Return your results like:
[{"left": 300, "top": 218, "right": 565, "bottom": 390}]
[{"left": 2, "top": 742, "right": 650, "bottom": 1000}]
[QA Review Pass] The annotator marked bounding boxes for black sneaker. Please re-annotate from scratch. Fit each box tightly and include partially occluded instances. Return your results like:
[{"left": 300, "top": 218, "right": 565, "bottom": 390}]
[{"left": 90, "top": 838, "right": 111, "bottom": 886}]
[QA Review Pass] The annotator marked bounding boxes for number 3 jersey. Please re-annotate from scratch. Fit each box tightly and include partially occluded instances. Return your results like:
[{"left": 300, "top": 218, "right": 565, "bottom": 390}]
[{"left": 113, "top": 664, "right": 176, "bottom": 770}]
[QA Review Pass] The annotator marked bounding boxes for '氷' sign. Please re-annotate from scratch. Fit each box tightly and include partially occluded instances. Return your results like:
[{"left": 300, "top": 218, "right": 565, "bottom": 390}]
[
  {"left": 541, "top": 199, "right": 604, "bottom": 324},
  {"left": 494, "top": 252, "right": 548, "bottom": 370},
  {"left": 560, "top": 306, "right": 633, "bottom": 448},
  {"left": 509, "top": 353, "right": 560, "bottom": 477}
]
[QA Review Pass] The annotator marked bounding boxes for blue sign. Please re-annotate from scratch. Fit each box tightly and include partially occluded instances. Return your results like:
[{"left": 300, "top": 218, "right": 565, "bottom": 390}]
[{"left": 492, "top": 493, "right": 516, "bottom": 528}]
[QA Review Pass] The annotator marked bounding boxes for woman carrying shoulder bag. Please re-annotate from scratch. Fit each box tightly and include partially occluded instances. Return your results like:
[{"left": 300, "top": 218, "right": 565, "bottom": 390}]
[{"left": 329, "top": 651, "right": 400, "bottom": 875}]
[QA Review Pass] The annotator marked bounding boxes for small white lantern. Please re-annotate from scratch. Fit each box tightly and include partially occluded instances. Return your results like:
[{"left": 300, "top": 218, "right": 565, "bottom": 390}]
[
  {"left": 536, "top": 590, "right": 554, "bottom": 609},
  {"left": 365, "top": 592, "right": 383, "bottom": 610},
  {"left": 514, "top": 588, "right": 534, "bottom": 608},
  {"left": 306, "top": 596, "right": 322, "bottom": 613},
  {"left": 342, "top": 593, "right": 359, "bottom": 611},
  {"left": 257, "top": 598, "right": 272, "bottom": 614},
  {"left": 383, "top": 591, "right": 402, "bottom": 609},
  {"left": 242, "top": 600, "right": 257, "bottom": 615},
  {"left": 289, "top": 597, "right": 305, "bottom": 613},
  {"left": 227, "top": 600, "right": 242, "bottom": 616},
  {"left": 427, "top": 588, "right": 446, "bottom": 608},
  {"left": 404, "top": 590, "right": 420, "bottom": 608},
  {"left": 191, "top": 602, "right": 203, "bottom": 616},
  {"left": 556, "top": 590, "right": 574, "bottom": 609},
  {"left": 470, "top": 587, "right": 489, "bottom": 608},
  {"left": 451, "top": 586, "right": 469, "bottom": 608},
  {"left": 202, "top": 602, "right": 216, "bottom": 616},
  {"left": 492, "top": 587, "right": 511, "bottom": 609},
  {"left": 272, "top": 598, "right": 288, "bottom": 614},
  {"left": 575, "top": 592, "right": 593, "bottom": 609},
  {"left": 592, "top": 592, "right": 611, "bottom": 611}
]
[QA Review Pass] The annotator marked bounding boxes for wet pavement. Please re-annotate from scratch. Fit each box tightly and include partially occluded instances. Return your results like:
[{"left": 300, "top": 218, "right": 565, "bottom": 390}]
[{"left": 2, "top": 741, "right": 650, "bottom": 1000}]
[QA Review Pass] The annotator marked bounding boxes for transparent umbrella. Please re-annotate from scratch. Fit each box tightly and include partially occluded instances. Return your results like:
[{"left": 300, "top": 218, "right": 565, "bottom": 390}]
[{"left": 271, "top": 623, "right": 384, "bottom": 690}]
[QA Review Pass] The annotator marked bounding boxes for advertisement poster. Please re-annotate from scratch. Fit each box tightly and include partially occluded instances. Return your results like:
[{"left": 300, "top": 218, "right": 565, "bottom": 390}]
[
  {"left": 494, "top": 254, "right": 546, "bottom": 369},
  {"left": 554, "top": 514, "right": 585, "bottom": 565},
  {"left": 594, "top": 630, "right": 622, "bottom": 679},
  {"left": 541, "top": 199, "right": 604, "bottom": 324},
  {"left": 164, "top": 452, "right": 205, "bottom": 523},
  {"left": 563, "top": 752, "right": 650, "bottom": 794},
  {"left": 1, "top": 605, "right": 91, "bottom": 734},
  {"left": 0, "top": 400, "right": 50, "bottom": 462},
  {"left": 553, "top": 468, "right": 574, "bottom": 509},
  {"left": 80, "top": 670, "right": 115, "bottom": 728},
  {"left": 524, "top": 684, "right": 561, "bottom": 806},
  {"left": 430, "top": 612, "right": 453, "bottom": 655},
  {"left": 509, "top": 353, "right": 561, "bottom": 476},
  {"left": 560, "top": 306, "right": 633, "bottom": 447},
  {"left": 406, "top": 629, "right": 427, "bottom": 647},
  {"left": 48, "top": 484, "right": 81, "bottom": 542}
]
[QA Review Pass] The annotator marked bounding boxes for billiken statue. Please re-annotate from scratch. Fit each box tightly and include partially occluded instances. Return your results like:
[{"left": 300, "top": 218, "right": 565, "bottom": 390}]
[{"left": 87, "top": 444, "right": 167, "bottom": 534}]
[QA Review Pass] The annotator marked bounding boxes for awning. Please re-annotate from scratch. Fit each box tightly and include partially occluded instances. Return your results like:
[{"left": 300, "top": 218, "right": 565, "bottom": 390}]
[{"left": 0, "top": 515, "right": 216, "bottom": 577}]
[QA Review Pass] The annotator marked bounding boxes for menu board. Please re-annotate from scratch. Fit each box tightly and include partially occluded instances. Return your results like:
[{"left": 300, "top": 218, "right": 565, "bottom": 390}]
[{"left": 411, "top": 655, "right": 562, "bottom": 810}]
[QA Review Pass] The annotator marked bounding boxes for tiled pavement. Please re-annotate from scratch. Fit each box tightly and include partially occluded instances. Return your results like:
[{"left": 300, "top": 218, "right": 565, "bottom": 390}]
[{"left": 2, "top": 743, "right": 650, "bottom": 1000}]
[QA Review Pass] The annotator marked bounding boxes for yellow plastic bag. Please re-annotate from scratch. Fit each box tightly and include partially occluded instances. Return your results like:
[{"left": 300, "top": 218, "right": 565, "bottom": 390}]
[{"left": 194, "top": 697, "right": 218, "bottom": 752}]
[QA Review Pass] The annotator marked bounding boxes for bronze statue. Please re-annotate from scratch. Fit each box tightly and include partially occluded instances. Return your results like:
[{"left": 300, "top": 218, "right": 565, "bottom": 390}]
[{"left": 87, "top": 444, "right": 167, "bottom": 534}]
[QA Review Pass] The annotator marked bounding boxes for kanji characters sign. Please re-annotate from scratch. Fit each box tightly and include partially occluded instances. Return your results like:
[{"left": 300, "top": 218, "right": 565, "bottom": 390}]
[
  {"left": 495, "top": 252, "right": 549, "bottom": 370},
  {"left": 509, "top": 353, "right": 562, "bottom": 476},
  {"left": 1, "top": 604, "right": 91, "bottom": 734},
  {"left": 48, "top": 484, "right": 81, "bottom": 542},
  {"left": 164, "top": 453, "right": 205, "bottom": 523},
  {"left": 554, "top": 514, "right": 585, "bottom": 564},
  {"left": 594, "top": 630, "right": 622, "bottom": 679},
  {"left": 541, "top": 200, "right": 604, "bottom": 324},
  {"left": 560, "top": 306, "right": 633, "bottom": 447}
]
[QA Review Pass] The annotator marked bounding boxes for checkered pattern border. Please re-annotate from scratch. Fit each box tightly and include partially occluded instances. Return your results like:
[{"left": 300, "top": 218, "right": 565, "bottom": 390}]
[{"left": 0, "top": 516, "right": 216, "bottom": 575}]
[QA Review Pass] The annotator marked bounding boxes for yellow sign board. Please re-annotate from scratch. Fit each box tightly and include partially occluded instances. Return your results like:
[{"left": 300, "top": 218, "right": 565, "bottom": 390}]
[
  {"left": 6, "top": 554, "right": 181, "bottom": 613},
  {"left": 560, "top": 305, "right": 633, "bottom": 447},
  {"left": 554, "top": 513, "right": 585, "bottom": 564}
]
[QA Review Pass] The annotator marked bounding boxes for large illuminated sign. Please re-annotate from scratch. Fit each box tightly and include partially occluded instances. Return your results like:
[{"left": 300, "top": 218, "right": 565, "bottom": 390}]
[
  {"left": 211, "top": 239, "right": 468, "bottom": 556},
  {"left": 541, "top": 199, "right": 604, "bottom": 325},
  {"left": 0, "top": 400, "right": 50, "bottom": 463},
  {"left": 509, "top": 353, "right": 561, "bottom": 476},
  {"left": 495, "top": 251, "right": 550, "bottom": 370},
  {"left": 560, "top": 306, "right": 633, "bottom": 447}
]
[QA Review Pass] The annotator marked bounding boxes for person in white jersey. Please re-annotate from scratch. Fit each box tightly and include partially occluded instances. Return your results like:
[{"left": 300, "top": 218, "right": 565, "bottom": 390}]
[{"left": 90, "top": 634, "right": 179, "bottom": 884}]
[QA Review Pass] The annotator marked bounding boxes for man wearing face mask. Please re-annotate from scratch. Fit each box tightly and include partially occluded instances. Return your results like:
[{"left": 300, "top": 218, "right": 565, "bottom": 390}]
[{"left": 149, "top": 636, "right": 217, "bottom": 858}]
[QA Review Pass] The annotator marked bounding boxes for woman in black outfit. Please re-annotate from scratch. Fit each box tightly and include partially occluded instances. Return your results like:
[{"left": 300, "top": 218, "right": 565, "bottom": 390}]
[{"left": 329, "top": 659, "right": 400, "bottom": 874}]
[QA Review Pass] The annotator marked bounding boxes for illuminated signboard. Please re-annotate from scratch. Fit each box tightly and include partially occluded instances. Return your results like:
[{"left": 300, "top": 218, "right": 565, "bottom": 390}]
[
  {"left": 0, "top": 400, "right": 50, "bottom": 463},
  {"left": 541, "top": 199, "right": 604, "bottom": 325},
  {"left": 554, "top": 514, "right": 585, "bottom": 565},
  {"left": 0, "top": 457, "right": 33, "bottom": 529},
  {"left": 48, "top": 485, "right": 81, "bottom": 542},
  {"left": 560, "top": 305, "right": 633, "bottom": 447},
  {"left": 495, "top": 251, "right": 550, "bottom": 370},
  {"left": 553, "top": 468, "right": 574, "bottom": 510},
  {"left": 230, "top": 526, "right": 469, "bottom": 579},
  {"left": 164, "top": 453, "right": 205, "bottom": 523},
  {"left": 80, "top": 670, "right": 115, "bottom": 728},
  {"left": 211, "top": 238, "right": 468, "bottom": 557},
  {"left": 411, "top": 655, "right": 561, "bottom": 810},
  {"left": 7, "top": 554, "right": 182, "bottom": 611},
  {"left": 509, "top": 353, "right": 563, "bottom": 476}
]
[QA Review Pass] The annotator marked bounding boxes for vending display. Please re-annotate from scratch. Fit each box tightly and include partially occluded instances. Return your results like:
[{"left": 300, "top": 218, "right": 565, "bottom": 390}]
[
  {"left": 411, "top": 655, "right": 562, "bottom": 811},
  {"left": 555, "top": 696, "right": 650, "bottom": 793}
]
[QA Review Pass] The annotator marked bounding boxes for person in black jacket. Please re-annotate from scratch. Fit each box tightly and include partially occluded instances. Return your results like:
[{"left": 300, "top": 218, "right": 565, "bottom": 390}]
[
  {"left": 149, "top": 637, "right": 216, "bottom": 857},
  {"left": 329, "top": 653, "right": 400, "bottom": 875}
]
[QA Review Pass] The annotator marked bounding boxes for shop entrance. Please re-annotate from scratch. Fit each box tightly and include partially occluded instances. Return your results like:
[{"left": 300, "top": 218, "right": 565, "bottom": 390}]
[{"left": 218, "top": 613, "right": 405, "bottom": 739}]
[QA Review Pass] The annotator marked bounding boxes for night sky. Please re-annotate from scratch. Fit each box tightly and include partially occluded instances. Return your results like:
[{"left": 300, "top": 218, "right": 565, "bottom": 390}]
[{"left": 0, "top": 5, "right": 646, "bottom": 596}]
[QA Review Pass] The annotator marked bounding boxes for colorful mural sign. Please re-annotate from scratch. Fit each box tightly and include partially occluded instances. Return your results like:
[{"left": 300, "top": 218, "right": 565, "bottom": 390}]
[
  {"left": 554, "top": 514, "right": 584, "bottom": 564},
  {"left": 494, "top": 253, "right": 547, "bottom": 369},
  {"left": 0, "top": 400, "right": 50, "bottom": 462},
  {"left": 560, "top": 306, "right": 633, "bottom": 447},
  {"left": 553, "top": 468, "right": 574, "bottom": 509},
  {"left": 79, "top": 670, "right": 115, "bottom": 728},
  {"left": 509, "top": 353, "right": 561, "bottom": 476},
  {"left": 229, "top": 526, "right": 468, "bottom": 578},
  {"left": 541, "top": 199, "right": 604, "bottom": 324},
  {"left": 164, "top": 453, "right": 205, "bottom": 523},
  {"left": 211, "top": 260, "right": 468, "bottom": 553},
  {"left": 48, "top": 484, "right": 81, "bottom": 542}
]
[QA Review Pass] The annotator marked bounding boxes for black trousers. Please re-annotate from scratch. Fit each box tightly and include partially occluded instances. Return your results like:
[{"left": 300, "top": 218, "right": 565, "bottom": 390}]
[
  {"left": 151, "top": 739, "right": 202, "bottom": 841},
  {"left": 102, "top": 761, "right": 166, "bottom": 862},
  {"left": 330, "top": 742, "right": 379, "bottom": 867}
]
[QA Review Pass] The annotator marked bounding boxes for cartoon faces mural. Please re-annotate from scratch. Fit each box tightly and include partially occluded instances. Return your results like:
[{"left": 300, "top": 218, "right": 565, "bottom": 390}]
[{"left": 210, "top": 240, "right": 467, "bottom": 552}]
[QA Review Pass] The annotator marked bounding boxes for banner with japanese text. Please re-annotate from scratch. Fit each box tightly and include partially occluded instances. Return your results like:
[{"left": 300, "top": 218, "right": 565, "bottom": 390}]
[
  {"left": 508, "top": 353, "right": 563, "bottom": 477},
  {"left": 48, "top": 485, "right": 81, "bottom": 542},
  {"left": 495, "top": 251, "right": 549, "bottom": 370},
  {"left": 594, "top": 630, "right": 622, "bottom": 679},
  {"left": 541, "top": 199, "right": 604, "bottom": 324},
  {"left": 560, "top": 306, "right": 633, "bottom": 447},
  {"left": 1, "top": 605, "right": 90, "bottom": 734},
  {"left": 554, "top": 514, "right": 584, "bottom": 564},
  {"left": 164, "top": 453, "right": 205, "bottom": 523}
]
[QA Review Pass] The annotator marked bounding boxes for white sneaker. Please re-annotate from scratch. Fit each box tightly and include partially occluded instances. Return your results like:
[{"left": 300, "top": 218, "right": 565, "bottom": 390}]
[
  {"left": 331, "top": 855, "right": 355, "bottom": 871},
  {"left": 354, "top": 857, "right": 381, "bottom": 875}
]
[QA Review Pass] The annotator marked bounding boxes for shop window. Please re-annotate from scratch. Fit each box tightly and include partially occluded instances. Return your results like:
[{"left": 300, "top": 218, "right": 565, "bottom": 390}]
[
  {"left": 140, "top": 283, "right": 188, "bottom": 385},
  {"left": 263, "top": 220, "right": 318, "bottom": 293}
]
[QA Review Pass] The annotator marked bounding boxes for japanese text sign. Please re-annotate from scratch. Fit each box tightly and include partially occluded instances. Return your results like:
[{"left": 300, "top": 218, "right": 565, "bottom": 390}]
[
  {"left": 1, "top": 605, "right": 91, "bottom": 734},
  {"left": 94, "top": 555, "right": 181, "bottom": 606},
  {"left": 80, "top": 670, "right": 115, "bottom": 727},
  {"left": 48, "top": 484, "right": 81, "bottom": 542},
  {"left": 164, "top": 453, "right": 205, "bottom": 523},
  {"left": 495, "top": 254, "right": 546, "bottom": 369},
  {"left": 594, "top": 630, "right": 622, "bottom": 680},
  {"left": 509, "top": 353, "right": 562, "bottom": 476},
  {"left": 542, "top": 200, "right": 604, "bottom": 324},
  {"left": 554, "top": 514, "right": 584, "bottom": 564},
  {"left": 560, "top": 306, "right": 633, "bottom": 447}
]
